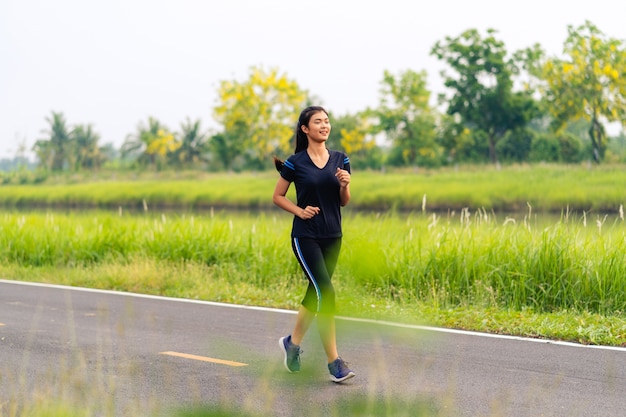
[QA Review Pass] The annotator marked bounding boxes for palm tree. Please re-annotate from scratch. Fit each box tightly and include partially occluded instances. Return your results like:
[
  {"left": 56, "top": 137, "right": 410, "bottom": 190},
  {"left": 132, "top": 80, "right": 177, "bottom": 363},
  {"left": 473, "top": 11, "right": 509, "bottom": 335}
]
[
  {"left": 121, "top": 117, "right": 166, "bottom": 166},
  {"left": 31, "top": 138, "right": 53, "bottom": 170},
  {"left": 72, "top": 124, "right": 106, "bottom": 170},
  {"left": 33, "top": 111, "right": 72, "bottom": 171},
  {"left": 171, "top": 118, "right": 209, "bottom": 167},
  {"left": 209, "top": 120, "right": 248, "bottom": 171}
]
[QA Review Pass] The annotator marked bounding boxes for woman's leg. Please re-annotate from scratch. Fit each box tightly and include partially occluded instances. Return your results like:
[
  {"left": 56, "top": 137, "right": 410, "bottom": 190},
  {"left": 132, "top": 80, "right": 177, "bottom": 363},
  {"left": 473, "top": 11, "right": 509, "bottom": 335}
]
[
  {"left": 317, "top": 238, "right": 342, "bottom": 362},
  {"left": 291, "top": 238, "right": 342, "bottom": 362},
  {"left": 291, "top": 305, "right": 315, "bottom": 346},
  {"left": 317, "top": 312, "right": 338, "bottom": 362}
]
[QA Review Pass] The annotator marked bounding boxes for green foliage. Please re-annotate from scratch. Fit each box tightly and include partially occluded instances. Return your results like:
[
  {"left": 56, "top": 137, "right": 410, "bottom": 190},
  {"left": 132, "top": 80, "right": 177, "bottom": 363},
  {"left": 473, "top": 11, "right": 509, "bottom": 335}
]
[
  {"left": 431, "top": 29, "right": 539, "bottom": 164},
  {"left": 529, "top": 133, "right": 561, "bottom": 162},
  {"left": 607, "top": 132, "right": 626, "bottom": 163},
  {"left": 209, "top": 130, "right": 245, "bottom": 171},
  {"left": 496, "top": 128, "right": 534, "bottom": 162},
  {"left": 32, "top": 112, "right": 110, "bottom": 173},
  {"left": 524, "top": 132, "right": 584, "bottom": 163},
  {"left": 328, "top": 111, "right": 382, "bottom": 169},
  {"left": 32, "top": 111, "right": 72, "bottom": 171},
  {"left": 557, "top": 131, "right": 585, "bottom": 163},
  {"left": 374, "top": 69, "right": 440, "bottom": 167},
  {"left": 122, "top": 117, "right": 178, "bottom": 170},
  {"left": 170, "top": 118, "right": 209, "bottom": 168},
  {"left": 0, "top": 169, "right": 48, "bottom": 185},
  {"left": 437, "top": 116, "right": 488, "bottom": 163},
  {"left": 71, "top": 123, "right": 106, "bottom": 170}
]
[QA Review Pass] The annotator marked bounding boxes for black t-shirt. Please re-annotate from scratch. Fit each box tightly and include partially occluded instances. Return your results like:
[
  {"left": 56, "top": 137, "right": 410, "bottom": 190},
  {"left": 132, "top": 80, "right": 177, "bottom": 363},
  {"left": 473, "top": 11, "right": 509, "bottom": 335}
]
[{"left": 280, "top": 149, "right": 351, "bottom": 239}]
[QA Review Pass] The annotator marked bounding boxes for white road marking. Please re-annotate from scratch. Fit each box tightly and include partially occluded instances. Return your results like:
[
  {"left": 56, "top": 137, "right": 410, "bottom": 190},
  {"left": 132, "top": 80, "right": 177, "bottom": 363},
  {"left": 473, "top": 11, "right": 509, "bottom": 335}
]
[{"left": 2, "top": 279, "right": 625, "bottom": 352}]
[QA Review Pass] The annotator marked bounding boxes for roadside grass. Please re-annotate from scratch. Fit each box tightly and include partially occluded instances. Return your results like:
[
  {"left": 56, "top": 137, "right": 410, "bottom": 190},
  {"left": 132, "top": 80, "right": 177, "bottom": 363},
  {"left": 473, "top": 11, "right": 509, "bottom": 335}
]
[{"left": 1, "top": 209, "right": 625, "bottom": 346}]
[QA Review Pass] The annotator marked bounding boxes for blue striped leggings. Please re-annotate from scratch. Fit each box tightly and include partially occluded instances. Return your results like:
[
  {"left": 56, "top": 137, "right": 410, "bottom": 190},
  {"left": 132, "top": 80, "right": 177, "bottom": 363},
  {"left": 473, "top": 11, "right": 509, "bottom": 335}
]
[{"left": 291, "top": 237, "right": 342, "bottom": 315}]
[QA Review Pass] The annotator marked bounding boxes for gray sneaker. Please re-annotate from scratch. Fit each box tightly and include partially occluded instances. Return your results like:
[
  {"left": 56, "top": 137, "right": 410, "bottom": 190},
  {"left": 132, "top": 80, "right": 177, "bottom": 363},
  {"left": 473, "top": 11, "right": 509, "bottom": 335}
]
[
  {"left": 328, "top": 357, "right": 355, "bottom": 383},
  {"left": 279, "top": 335, "right": 301, "bottom": 373}
]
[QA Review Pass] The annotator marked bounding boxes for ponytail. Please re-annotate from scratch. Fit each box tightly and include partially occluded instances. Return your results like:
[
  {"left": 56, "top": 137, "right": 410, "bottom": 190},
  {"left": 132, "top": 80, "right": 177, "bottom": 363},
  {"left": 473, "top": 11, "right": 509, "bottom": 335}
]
[{"left": 273, "top": 156, "right": 284, "bottom": 172}]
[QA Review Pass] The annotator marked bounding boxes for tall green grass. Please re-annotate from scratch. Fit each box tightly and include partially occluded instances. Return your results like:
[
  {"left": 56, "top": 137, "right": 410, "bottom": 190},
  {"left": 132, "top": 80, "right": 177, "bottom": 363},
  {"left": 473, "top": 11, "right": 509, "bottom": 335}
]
[
  {"left": 342, "top": 210, "right": 626, "bottom": 314},
  {"left": 2, "top": 209, "right": 625, "bottom": 345}
]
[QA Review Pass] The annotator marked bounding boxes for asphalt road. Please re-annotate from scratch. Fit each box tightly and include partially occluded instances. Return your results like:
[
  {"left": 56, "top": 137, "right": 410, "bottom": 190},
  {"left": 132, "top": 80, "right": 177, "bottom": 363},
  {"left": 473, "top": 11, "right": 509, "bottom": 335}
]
[{"left": 1, "top": 279, "right": 625, "bottom": 416}]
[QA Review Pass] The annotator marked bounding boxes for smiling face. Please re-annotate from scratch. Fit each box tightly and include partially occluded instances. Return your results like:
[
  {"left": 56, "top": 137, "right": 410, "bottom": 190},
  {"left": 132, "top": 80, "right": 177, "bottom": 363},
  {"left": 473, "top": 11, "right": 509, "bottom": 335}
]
[{"left": 301, "top": 110, "right": 331, "bottom": 144}]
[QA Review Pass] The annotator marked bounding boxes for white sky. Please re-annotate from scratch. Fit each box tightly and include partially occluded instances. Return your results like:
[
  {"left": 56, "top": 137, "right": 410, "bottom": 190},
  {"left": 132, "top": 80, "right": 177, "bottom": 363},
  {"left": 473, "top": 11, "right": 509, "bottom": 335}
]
[{"left": 1, "top": 0, "right": 625, "bottom": 159}]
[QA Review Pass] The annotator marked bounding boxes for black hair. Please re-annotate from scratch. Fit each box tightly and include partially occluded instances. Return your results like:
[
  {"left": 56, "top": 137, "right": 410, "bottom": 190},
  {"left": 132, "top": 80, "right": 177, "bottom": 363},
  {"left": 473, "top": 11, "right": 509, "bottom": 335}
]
[{"left": 274, "top": 106, "right": 329, "bottom": 172}]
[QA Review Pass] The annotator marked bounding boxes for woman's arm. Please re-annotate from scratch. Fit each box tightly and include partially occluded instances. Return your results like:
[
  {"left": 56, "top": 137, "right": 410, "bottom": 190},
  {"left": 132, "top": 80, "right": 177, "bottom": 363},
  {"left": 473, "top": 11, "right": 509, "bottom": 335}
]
[
  {"left": 335, "top": 168, "right": 351, "bottom": 207},
  {"left": 339, "top": 184, "right": 350, "bottom": 207},
  {"left": 273, "top": 177, "right": 319, "bottom": 219}
]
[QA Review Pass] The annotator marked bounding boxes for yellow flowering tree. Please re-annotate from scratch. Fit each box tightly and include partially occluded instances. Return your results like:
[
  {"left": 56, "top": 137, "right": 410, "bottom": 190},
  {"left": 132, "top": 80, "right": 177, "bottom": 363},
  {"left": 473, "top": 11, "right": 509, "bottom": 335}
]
[
  {"left": 213, "top": 66, "right": 308, "bottom": 169},
  {"left": 122, "top": 117, "right": 179, "bottom": 168},
  {"left": 145, "top": 129, "right": 181, "bottom": 169},
  {"left": 541, "top": 21, "right": 626, "bottom": 162},
  {"left": 325, "top": 111, "right": 382, "bottom": 169},
  {"left": 340, "top": 125, "right": 375, "bottom": 155}
]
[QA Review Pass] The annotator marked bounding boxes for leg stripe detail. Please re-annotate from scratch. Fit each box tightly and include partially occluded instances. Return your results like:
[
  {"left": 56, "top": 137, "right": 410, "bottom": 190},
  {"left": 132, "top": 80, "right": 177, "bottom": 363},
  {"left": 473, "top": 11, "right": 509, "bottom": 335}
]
[{"left": 293, "top": 237, "right": 322, "bottom": 313}]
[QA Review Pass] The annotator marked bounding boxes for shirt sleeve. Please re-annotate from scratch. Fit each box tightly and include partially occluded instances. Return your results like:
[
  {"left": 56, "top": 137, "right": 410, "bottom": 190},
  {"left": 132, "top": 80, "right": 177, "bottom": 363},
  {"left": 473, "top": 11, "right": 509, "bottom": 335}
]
[
  {"left": 342, "top": 153, "right": 351, "bottom": 174},
  {"left": 280, "top": 156, "right": 296, "bottom": 182}
]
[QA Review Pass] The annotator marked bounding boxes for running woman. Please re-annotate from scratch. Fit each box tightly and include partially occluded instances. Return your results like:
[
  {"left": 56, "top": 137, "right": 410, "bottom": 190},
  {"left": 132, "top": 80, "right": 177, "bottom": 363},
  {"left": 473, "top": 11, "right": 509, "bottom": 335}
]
[{"left": 273, "top": 105, "right": 355, "bottom": 383}]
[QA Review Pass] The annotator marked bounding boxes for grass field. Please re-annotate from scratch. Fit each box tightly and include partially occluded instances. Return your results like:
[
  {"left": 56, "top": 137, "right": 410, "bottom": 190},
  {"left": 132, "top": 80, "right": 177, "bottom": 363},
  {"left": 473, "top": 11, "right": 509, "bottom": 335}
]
[
  {"left": 1, "top": 207, "right": 625, "bottom": 346},
  {"left": 1, "top": 164, "right": 625, "bottom": 213}
]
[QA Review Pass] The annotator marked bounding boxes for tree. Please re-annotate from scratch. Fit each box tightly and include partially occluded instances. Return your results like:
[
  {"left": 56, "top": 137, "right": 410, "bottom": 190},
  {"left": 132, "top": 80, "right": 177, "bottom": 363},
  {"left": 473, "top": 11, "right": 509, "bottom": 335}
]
[
  {"left": 328, "top": 111, "right": 381, "bottom": 169},
  {"left": 374, "top": 69, "right": 440, "bottom": 166},
  {"left": 145, "top": 129, "right": 180, "bottom": 170},
  {"left": 32, "top": 138, "right": 53, "bottom": 170},
  {"left": 33, "top": 111, "right": 72, "bottom": 170},
  {"left": 213, "top": 66, "right": 308, "bottom": 169},
  {"left": 209, "top": 121, "right": 247, "bottom": 171},
  {"left": 170, "top": 118, "right": 209, "bottom": 168},
  {"left": 607, "top": 131, "right": 626, "bottom": 162},
  {"left": 437, "top": 115, "right": 483, "bottom": 163},
  {"left": 431, "top": 29, "right": 538, "bottom": 164},
  {"left": 71, "top": 124, "right": 106, "bottom": 170},
  {"left": 497, "top": 128, "right": 534, "bottom": 163},
  {"left": 539, "top": 21, "right": 626, "bottom": 162},
  {"left": 122, "top": 117, "right": 171, "bottom": 167}
]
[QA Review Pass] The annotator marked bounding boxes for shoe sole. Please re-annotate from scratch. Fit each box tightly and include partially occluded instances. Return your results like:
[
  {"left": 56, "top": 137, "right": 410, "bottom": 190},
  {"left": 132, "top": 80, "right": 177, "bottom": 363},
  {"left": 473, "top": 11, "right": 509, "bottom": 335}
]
[
  {"left": 330, "top": 371, "right": 355, "bottom": 383},
  {"left": 279, "top": 337, "right": 298, "bottom": 373}
]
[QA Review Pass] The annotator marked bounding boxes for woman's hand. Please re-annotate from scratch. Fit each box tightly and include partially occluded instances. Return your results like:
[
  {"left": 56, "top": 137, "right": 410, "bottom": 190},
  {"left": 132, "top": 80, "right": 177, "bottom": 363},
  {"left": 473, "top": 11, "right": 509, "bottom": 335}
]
[
  {"left": 299, "top": 205, "right": 320, "bottom": 219},
  {"left": 335, "top": 167, "right": 350, "bottom": 188}
]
